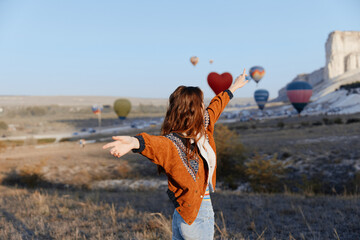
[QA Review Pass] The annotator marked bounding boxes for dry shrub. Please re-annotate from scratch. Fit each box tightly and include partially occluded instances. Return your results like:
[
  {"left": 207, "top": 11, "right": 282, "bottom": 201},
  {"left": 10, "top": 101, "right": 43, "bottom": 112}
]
[
  {"left": 146, "top": 213, "right": 172, "bottom": 239},
  {"left": 3, "top": 140, "right": 24, "bottom": 147},
  {"left": 118, "top": 202, "right": 136, "bottom": 219},
  {"left": 0, "top": 121, "right": 8, "bottom": 130},
  {"left": 32, "top": 190, "right": 50, "bottom": 215},
  {"left": 25, "top": 106, "right": 47, "bottom": 116},
  {"left": 114, "top": 161, "right": 131, "bottom": 178},
  {"left": 24, "top": 137, "right": 37, "bottom": 145},
  {"left": 333, "top": 118, "right": 343, "bottom": 124},
  {"left": 2, "top": 158, "right": 48, "bottom": 188},
  {"left": 37, "top": 138, "right": 56, "bottom": 144},
  {"left": 277, "top": 121, "right": 285, "bottom": 128},
  {"left": 346, "top": 118, "right": 360, "bottom": 124},
  {"left": 0, "top": 141, "right": 6, "bottom": 152},
  {"left": 301, "top": 121, "right": 310, "bottom": 127},
  {"left": 109, "top": 203, "right": 117, "bottom": 227},
  {"left": 214, "top": 124, "right": 246, "bottom": 189},
  {"left": 215, "top": 211, "right": 229, "bottom": 240},
  {"left": 323, "top": 118, "right": 333, "bottom": 125},
  {"left": 71, "top": 169, "right": 93, "bottom": 187},
  {"left": 312, "top": 121, "right": 322, "bottom": 126},
  {"left": 245, "top": 153, "right": 287, "bottom": 193}
]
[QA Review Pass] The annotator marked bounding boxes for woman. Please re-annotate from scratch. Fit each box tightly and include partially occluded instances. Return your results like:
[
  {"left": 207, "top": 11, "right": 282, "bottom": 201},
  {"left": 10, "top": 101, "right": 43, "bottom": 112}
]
[{"left": 103, "top": 69, "right": 248, "bottom": 239}]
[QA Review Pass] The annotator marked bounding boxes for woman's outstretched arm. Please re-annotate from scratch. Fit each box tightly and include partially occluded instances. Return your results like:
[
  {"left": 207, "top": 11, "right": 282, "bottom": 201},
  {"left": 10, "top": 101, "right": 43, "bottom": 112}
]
[
  {"left": 102, "top": 136, "right": 139, "bottom": 158},
  {"left": 206, "top": 68, "right": 249, "bottom": 133},
  {"left": 103, "top": 133, "right": 178, "bottom": 170}
]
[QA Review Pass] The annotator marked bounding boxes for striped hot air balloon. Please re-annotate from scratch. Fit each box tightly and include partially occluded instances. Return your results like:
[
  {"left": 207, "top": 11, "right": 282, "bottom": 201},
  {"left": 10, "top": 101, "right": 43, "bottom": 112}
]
[
  {"left": 92, "top": 105, "right": 103, "bottom": 115},
  {"left": 92, "top": 105, "right": 103, "bottom": 129},
  {"left": 254, "top": 89, "right": 269, "bottom": 110},
  {"left": 249, "top": 66, "right": 265, "bottom": 84},
  {"left": 286, "top": 81, "right": 312, "bottom": 114}
]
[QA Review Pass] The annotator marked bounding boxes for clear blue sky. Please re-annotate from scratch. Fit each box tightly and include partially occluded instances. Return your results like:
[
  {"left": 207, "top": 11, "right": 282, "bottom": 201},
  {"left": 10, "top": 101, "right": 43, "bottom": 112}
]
[{"left": 0, "top": 0, "right": 359, "bottom": 99}]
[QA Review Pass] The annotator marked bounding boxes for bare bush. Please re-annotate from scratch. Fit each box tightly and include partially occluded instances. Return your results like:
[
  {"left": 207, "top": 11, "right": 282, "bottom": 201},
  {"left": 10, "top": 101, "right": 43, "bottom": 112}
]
[
  {"left": 0, "top": 121, "right": 8, "bottom": 130},
  {"left": 0, "top": 141, "right": 6, "bottom": 152},
  {"left": 245, "top": 153, "right": 287, "bottom": 193},
  {"left": 214, "top": 124, "right": 247, "bottom": 189},
  {"left": 2, "top": 159, "right": 48, "bottom": 188},
  {"left": 25, "top": 106, "right": 47, "bottom": 116}
]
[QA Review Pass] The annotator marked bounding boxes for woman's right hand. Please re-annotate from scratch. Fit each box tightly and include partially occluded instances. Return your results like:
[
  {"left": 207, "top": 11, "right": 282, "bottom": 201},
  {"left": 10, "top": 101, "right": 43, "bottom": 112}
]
[
  {"left": 229, "top": 68, "right": 249, "bottom": 94},
  {"left": 102, "top": 136, "right": 140, "bottom": 158}
]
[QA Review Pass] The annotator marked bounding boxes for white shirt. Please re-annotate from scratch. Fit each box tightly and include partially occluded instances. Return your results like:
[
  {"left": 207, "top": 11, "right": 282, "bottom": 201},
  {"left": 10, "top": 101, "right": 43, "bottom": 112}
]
[{"left": 196, "top": 134, "right": 216, "bottom": 192}]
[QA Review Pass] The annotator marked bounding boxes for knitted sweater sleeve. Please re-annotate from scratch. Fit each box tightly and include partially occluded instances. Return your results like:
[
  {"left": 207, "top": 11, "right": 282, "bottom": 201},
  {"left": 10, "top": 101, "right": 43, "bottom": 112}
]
[
  {"left": 206, "top": 90, "right": 233, "bottom": 134},
  {"left": 132, "top": 132, "right": 177, "bottom": 170}
]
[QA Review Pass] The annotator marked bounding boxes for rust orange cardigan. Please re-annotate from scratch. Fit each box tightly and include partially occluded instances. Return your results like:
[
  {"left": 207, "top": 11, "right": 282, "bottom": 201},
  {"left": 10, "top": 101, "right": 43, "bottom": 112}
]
[{"left": 133, "top": 90, "right": 233, "bottom": 225}]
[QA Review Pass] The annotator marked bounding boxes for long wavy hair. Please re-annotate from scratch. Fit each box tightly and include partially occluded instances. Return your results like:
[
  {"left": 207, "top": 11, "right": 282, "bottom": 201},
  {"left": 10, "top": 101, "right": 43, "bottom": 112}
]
[{"left": 158, "top": 86, "right": 205, "bottom": 173}]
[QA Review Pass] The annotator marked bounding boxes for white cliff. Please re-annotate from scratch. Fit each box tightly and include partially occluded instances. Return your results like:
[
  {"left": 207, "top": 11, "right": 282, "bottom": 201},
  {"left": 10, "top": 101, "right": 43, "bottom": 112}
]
[
  {"left": 275, "top": 31, "right": 360, "bottom": 102},
  {"left": 325, "top": 31, "right": 360, "bottom": 81}
]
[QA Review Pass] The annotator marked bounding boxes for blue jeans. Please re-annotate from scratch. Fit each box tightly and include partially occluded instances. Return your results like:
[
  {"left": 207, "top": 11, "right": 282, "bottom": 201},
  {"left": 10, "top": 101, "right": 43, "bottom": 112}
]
[{"left": 172, "top": 200, "right": 214, "bottom": 240}]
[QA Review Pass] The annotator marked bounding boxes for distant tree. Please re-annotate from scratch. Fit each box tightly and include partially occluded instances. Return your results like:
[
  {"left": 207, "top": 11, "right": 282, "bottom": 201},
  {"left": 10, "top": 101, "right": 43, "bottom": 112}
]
[
  {"left": 0, "top": 121, "right": 8, "bottom": 130},
  {"left": 339, "top": 81, "right": 360, "bottom": 91},
  {"left": 25, "top": 106, "right": 46, "bottom": 116}
]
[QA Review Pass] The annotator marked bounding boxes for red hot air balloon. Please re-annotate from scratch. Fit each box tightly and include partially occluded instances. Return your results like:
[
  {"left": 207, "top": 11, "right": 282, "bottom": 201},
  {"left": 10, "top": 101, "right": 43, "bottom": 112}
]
[
  {"left": 207, "top": 72, "right": 233, "bottom": 95},
  {"left": 286, "top": 81, "right": 312, "bottom": 114}
]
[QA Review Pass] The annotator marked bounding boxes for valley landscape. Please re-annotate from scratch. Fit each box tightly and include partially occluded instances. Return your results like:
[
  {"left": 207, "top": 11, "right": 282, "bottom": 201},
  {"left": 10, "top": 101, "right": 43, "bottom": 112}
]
[{"left": 1, "top": 30, "right": 360, "bottom": 239}]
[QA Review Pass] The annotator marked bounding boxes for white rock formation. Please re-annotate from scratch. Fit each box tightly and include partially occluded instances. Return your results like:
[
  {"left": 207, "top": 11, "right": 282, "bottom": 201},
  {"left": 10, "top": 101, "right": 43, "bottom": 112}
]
[
  {"left": 275, "top": 31, "right": 360, "bottom": 102},
  {"left": 316, "top": 68, "right": 360, "bottom": 98},
  {"left": 325, "top": 31, "right": 360, "bottom": 82}
]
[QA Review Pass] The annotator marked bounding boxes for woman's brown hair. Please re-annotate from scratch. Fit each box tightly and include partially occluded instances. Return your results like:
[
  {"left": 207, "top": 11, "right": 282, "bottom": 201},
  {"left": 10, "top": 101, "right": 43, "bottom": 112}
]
[{"left": 158, "top": 86, "right": 205, "bottom": 173}]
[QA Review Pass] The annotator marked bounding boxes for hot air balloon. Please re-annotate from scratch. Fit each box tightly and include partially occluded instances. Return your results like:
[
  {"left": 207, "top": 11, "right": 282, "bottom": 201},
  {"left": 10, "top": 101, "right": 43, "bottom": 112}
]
[
  {"left": 249, "top": 66, "right": 265, "bottom": 84},
  {"left": 207, "top": 72, "right": 233, "bottom": 95},
  {"left": 190, "top": 56, "right": 199, "bottom": 66},
  {"left": 254, "top": 89, "right": 269, "bottom": 110},
  {"left": 286, "top": 81, "right": 312, "bottom": 114},
  {"left": 92, "top": 105, "right": 103, "bottom": 115},
  {"left": 209, "top": 59, "right": 214, "bottom": 64},
  {"left": 92, "top": 105, "right": 103, "bottom": 129},
  {"left": 114, "top": 99, "right": 131, "bottom": 120}
]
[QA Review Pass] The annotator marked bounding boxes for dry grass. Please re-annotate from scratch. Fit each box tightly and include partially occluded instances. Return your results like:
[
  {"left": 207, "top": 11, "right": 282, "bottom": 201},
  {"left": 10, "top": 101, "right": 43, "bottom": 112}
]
[
  {"left": 0, "top": 186, "right": 172, "bottom": 239},
  {"left": 0, "top": 186, "right": 359, "bottom": 239}
]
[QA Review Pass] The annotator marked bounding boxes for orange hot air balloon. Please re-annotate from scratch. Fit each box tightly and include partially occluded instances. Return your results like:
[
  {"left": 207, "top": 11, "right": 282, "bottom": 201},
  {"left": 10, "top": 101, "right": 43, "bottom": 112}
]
[
  {"left": 209, "top": 59, "right": 214, "bottom": 64},
  {"left": 190, "top": 56, "right": 199, "bottom": 66},
  {"left": 249, "top": 66, "right": 265, "bottom": 84}
]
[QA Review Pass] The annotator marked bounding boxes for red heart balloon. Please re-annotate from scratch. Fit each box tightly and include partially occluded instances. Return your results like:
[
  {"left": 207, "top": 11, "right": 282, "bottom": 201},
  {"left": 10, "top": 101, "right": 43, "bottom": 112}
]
[{"left": 207, "top": 72, "right": 233, "bottom": 95}]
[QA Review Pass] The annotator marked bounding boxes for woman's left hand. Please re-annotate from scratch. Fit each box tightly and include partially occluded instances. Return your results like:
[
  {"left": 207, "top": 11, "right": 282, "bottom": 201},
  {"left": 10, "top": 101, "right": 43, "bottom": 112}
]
[{"left": 102, "top": 136, "right": 140, "bottom": 158}]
